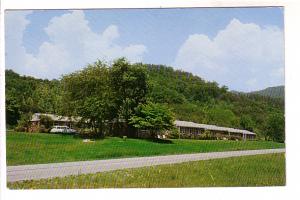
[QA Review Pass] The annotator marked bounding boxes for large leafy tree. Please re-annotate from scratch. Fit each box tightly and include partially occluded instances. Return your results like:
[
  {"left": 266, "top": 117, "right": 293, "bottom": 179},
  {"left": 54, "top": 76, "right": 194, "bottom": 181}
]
[
  {"left": 264, "top": 112, "right": 285, "bottom": 142},
  {"left": 110, "top": 58, "right": 148, "bottom": 130},
  {"left": 33, "top": 82, "right": 62, "bottom": 114},
  {"left": 62, "top": 60, "right": 114, "bottom": 135},
  {"left": 129, "top": 102, "right": 175, "bottom": 137}
]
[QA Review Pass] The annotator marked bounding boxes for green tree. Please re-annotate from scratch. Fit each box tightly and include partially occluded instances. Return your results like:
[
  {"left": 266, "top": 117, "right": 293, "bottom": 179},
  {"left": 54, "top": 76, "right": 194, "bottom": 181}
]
[
  {"left": 265, "top": 112, "right": 285, "bottom": 142},
  {"left": 129, "top": 102, "right": 175, "bottom": 138},
  {"left": 110, "top": 58, "right": 148, "bottom": 134},
  {"left": 62, "top": 60, "right": 114, "bottom": 135},
  {"left": 33, "top": 82, "right": 62, "bottom": 114}
]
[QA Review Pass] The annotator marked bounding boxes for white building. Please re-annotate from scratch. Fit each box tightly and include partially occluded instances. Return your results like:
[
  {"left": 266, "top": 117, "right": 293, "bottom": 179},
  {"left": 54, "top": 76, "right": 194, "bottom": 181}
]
[{"left": 175, "top": 120, "right": 256, "bottom": 140}]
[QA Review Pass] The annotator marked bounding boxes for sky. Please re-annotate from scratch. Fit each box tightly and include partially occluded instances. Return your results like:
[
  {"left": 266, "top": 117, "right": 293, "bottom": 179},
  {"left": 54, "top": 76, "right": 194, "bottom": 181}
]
[{"left": 5, "top": 7, "right": 284, "bottom": 92}]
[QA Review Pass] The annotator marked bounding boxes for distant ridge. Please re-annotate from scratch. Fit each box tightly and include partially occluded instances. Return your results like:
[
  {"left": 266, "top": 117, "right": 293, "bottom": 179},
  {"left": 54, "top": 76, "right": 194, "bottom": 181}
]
[{"left": 249, "top": 86, "right": 284, "bottom": 99}]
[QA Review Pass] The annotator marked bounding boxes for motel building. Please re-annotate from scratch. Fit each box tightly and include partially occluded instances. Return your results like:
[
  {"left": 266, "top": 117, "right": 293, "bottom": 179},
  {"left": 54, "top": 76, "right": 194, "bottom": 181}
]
[
  {"left": 29, "top": 113, "right": 256, "bottom": 140},
  {"left": 29, "top": 113, "right": 80, "bottom": 132},
  {"left": 174, "top": 120, "right": 256, "bottom": 140}
]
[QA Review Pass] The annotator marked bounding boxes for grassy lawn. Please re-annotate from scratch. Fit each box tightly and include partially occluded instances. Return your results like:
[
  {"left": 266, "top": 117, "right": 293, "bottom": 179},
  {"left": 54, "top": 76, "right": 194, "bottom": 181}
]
[
  {"left": 7, "top": 132, "right": 285, "bottom": 166},
  {"left": 8, "top": 153, "right": 285, "bottom": 189}
]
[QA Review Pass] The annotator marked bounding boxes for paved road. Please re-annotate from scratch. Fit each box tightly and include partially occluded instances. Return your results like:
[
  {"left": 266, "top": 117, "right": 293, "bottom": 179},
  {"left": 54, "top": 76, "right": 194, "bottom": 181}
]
[{"left": 7, "top": 148, "right": 285, "bottom": 182}]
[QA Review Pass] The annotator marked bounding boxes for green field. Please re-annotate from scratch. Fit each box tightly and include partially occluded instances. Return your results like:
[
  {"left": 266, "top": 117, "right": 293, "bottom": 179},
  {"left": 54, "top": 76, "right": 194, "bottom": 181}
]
[
  {"left": 8, "top": 153, "right": 285, "bottom": 189},
  {"left": 7, "top": 132, "right": 285, "bottom": 165}
]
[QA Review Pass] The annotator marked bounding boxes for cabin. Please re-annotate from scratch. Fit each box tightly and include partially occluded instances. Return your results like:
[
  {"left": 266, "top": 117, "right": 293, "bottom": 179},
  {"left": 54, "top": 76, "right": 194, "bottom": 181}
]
[{"left": 174, "top": 120, "right": 256, "bottom": 140}]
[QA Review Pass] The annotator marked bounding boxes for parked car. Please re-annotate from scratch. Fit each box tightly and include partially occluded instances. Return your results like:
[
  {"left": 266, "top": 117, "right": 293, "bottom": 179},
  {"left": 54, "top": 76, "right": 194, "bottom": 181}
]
[{"left": 50, "top": 126, "right": 77, "bottom": 134}]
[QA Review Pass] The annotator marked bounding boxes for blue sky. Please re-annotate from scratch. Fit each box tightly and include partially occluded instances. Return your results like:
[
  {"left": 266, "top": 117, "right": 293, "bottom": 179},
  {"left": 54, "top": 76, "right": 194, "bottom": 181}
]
[{"left": 5, "top": 7, "right": 284, "bottom": 92}]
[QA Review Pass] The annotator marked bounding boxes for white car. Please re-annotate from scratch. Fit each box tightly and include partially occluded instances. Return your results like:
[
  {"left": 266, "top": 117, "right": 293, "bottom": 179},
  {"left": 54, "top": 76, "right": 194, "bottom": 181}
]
[{"left": 50, "top": 126, "right": 77, "bottom": 134}]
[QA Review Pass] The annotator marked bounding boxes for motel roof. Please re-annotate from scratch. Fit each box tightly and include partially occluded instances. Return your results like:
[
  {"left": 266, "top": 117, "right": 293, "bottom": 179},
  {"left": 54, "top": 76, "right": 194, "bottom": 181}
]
[{"left": 174, "top": 120, "right": 256, "bottom": 135}]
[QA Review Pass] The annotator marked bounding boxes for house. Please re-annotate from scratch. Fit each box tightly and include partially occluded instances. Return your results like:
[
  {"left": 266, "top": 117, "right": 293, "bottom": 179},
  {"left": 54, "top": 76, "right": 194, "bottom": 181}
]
[
  {"left": 29, "top": 113, "right": 80, "bottom": 132},
  {"left": 174, "top": 120, "right": 256, "bottom": 140}
]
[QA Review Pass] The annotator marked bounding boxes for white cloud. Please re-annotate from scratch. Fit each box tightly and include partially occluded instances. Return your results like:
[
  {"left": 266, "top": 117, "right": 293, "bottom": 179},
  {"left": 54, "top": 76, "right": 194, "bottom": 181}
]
[
  {"left": 5, "top": 11, "right": 147, "bottom": 79},
  {"left": 5, "top": 11, "right": 36, "bottom": 75},
  {"left": 174, "top": 18, "right": 284, "bottom": 92}
]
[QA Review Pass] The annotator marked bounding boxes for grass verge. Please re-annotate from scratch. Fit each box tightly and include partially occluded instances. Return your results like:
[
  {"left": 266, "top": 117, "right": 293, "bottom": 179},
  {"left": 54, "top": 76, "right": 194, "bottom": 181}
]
[{"left": 8, "top": 153, "right": 285, "bottom": 189}]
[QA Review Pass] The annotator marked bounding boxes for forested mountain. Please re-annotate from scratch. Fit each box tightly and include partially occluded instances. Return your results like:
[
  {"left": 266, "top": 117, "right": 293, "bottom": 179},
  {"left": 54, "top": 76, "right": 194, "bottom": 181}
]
[
  {"left": 146, "top": 65, "right": 284, "bottom": 138},
  {"left": 5, "top": 62, "right": 284, "bottom": 140},
  {"left": 249, "top": 86, "right": 284, "bottom": 99}
]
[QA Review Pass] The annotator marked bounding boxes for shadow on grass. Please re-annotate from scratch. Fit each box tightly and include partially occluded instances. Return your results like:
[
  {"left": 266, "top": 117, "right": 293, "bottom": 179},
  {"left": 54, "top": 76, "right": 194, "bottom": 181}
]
[
  {"left": 145, "top": 138, "right": 174, "bottom": 144},
  {"left": 72, "top": 133, "right": 174, "bottom": 143}
]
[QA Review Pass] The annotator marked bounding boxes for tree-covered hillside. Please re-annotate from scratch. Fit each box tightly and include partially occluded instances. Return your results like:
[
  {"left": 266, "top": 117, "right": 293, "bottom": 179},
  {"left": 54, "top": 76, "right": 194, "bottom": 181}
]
[
  {"left": 5, "top": 70, "right": 63, "bottom": 127},
  {"left": 5, "top": 60, "right": 285, "bottom": 140},
  {"left": 146, "top": 65, "right": 284, "bottom": 139}
]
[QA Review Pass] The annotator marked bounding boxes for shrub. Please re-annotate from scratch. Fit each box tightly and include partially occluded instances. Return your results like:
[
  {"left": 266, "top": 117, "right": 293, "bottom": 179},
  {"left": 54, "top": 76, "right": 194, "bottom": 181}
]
[
  {"left": 15, "top": 113, "right": 31, "bottom": 132},
  {"left": 168, "top": 128, "right": 180, "bottom": 139},
  {"left": 14, "top": 125, "right": 26, "bottom": 132},
  {"left": 227, "top": 135, "right": 242, "bottom": 141},
  {"left": 39, "top": 125, "right": 51, "bottom": 133},
  {"left": 179, "top": 133, "right": 192, "bottom": 139},
  {"left": 198, "top": 134, "right": 217, "bottom": 140}
]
